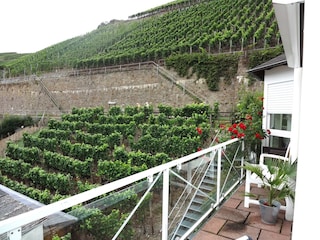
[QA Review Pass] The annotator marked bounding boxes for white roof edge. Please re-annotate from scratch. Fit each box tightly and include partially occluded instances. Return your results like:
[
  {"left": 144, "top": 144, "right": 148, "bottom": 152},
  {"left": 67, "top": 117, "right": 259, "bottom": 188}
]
[{"left": 272, "top": 0, "right": 304, "bottom": 4}]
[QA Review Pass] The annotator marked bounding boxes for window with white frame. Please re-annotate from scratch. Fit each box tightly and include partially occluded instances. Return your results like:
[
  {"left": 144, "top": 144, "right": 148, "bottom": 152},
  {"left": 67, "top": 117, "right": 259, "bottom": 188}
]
[
  {"left": 270, "top": 114, "right": 291, "bottom": 131},
  {"left": 264, "top": 75, "right": 293, "bottom": 151},
  {"left": 267, "top": 113, "right": 291, "bottom": 149}
]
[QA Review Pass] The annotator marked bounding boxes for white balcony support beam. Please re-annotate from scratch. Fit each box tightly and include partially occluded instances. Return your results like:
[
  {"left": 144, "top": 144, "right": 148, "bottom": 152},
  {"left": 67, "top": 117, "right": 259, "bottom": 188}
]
[
  {"left": 241, "top": 140, "right": 245, "bottom": 178},
  {"left": 216, "top": 147, "right": 222, "bottom": 203},
  {"left": 162, "top": 168, "right": 169, "bottom": 240}
]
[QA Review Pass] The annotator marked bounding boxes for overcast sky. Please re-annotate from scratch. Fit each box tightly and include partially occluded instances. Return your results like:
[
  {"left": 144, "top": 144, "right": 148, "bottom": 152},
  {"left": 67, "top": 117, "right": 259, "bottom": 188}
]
[{"left": 0, "top": 0, "right": 173, "bottom": 53}]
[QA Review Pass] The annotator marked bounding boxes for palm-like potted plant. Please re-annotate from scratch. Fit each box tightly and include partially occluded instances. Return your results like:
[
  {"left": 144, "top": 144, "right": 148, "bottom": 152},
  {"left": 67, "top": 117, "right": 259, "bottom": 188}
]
[{"left": 242, "top": 159, "right": 296, "bottom": 224}]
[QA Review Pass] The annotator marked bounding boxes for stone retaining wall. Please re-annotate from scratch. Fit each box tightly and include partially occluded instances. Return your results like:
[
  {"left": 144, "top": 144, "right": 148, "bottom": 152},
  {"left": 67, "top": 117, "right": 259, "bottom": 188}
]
[{"left": 0, "top": 61, "right": 263, "bottom": 117}]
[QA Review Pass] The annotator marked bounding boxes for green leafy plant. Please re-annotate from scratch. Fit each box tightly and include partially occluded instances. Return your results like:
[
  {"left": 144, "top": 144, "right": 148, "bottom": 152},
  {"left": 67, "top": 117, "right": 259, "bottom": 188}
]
[
  {"left": 242, "top": 159, "right": 296, "bottom": 206},
  {"left": 52, "top": 233, "right": 71, "bottom": 240}
]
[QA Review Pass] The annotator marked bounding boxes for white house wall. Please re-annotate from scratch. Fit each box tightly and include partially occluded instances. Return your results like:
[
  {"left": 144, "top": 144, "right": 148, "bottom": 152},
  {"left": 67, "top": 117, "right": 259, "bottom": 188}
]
[
  {"left": 265, "top": 66, "right": 294, "bottom": 113},
  {"left": 263, "top": 65, "right": 294, "bottom": 131}
]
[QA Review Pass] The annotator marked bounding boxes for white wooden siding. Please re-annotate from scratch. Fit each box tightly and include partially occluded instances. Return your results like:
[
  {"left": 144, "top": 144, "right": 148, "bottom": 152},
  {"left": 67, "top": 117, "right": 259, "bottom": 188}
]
[{"left": 267, "top": 80, "right": 293, "bottom": 114}]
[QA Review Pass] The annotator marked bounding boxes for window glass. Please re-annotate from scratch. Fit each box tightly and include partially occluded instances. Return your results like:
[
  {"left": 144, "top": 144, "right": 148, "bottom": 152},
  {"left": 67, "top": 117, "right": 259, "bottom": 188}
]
[
  {"left": 269, "top": 136, "right": 290, "bottom": 149},
  {"left": 270, "top": 114, "right": 292, "bottom": 131}
]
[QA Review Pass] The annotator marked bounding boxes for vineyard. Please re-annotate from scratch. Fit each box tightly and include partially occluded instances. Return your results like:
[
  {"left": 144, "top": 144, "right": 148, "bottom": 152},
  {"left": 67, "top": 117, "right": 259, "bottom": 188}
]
[
  {"left": 1, "top": 0, "right": 281, "bottom": 77},
  {"left": 0, "top": 104, "right": 223, "bottom": 239},
  {"left": 0, "top": 0, "right": 285, "bottom": 238}
]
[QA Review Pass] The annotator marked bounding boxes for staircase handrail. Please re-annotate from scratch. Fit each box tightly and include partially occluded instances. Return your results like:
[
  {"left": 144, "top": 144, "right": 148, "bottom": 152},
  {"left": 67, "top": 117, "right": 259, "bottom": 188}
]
[
  {"left": 36, "top": 78, "right": 65, "bottom": 113},
  {"left": 151, "top": 62, "right": 209, "bottom": 103}
]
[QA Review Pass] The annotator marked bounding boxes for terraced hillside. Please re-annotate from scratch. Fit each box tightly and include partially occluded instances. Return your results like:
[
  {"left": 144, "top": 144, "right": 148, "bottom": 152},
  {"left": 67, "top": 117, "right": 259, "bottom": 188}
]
[{"left": 1, "top": 0, "right": 281, "bottom": 77}]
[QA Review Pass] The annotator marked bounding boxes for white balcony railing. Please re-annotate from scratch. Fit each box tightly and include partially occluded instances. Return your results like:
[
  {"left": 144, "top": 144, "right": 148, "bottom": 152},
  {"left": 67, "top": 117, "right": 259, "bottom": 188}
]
[{"left": 0, "top": 138, "right": 244, "bottom": 240}]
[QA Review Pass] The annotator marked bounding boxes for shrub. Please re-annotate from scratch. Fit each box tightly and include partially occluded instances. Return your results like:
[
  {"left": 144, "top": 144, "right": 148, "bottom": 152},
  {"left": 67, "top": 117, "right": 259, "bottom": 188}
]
[{"left": 0, "top": 115, "right": 34, "bottom": 139}]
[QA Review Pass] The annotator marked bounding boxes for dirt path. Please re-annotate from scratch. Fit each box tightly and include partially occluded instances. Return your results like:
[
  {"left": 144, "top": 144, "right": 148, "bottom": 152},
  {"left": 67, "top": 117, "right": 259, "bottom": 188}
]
[{"left": 0, "top": 126, "right": 41, "bottom": 157}]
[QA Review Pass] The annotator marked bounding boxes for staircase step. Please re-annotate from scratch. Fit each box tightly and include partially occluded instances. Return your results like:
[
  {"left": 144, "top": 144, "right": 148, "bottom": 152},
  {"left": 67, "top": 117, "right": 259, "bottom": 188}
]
[
  {"left": 200, "top": 184, "right": 214, "bottom": 192},
  {"left": 202, "top": 177, "right": 216, "bottom": 185},
  {"left": 204, "top": 173, "right": 215, "bottom": 178},
  {"left": 176, "top": 227, "right": 196, "bottom": 240},
  {"left": 197, "top": 190, "right": 210, "bottom": 197},
  {"left": 189, "top": 203, "right": 202, "bottom": 213},
  {"left": 207, "top": 168, "right": 217, "bottom": 175},
  {"left": 193, "top": 196, "right": 205, "bottom": 204},
  {"left": 181, "top": 218, "right": 196, "bottom": 228},
  {"left": 185, "top": 212, "right": 201, "bottom": 221},
  {"left": 188, "top": 232, "right": 196, "bottom": 239},
  {"left": 175, "top": 228, "right": 185, "bottom": 238}
]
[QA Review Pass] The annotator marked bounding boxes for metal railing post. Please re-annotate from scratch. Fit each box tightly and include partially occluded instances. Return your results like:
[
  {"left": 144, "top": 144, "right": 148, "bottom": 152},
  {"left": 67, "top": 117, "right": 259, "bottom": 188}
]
[
  {"left": 162, "top": 168, "right": 169, "bottom": 240},
  {"left": 241, "top": 140, "right": 245, "bottom": 178},
  {"left": 216, "top": 147, "right": 222, "bottom": 203}
]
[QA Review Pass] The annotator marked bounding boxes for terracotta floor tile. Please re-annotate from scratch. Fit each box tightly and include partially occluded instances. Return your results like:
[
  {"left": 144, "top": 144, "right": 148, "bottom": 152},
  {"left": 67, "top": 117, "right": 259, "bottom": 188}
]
[
  {"left": 215, "top": 206, "right": 249, "bottom": 223},
  {"left": 259, "top": 229, "right": 291, "bottom": 240},
  {"left": 223, "top": 197, "right": 242, "bottom": 209},
  {"left": 281, "top": 220, "right": 293, "bottom": 236},
  {"left": 193, "top": 230, "right": 230, "bottom": 240},
  {"left": 231, "top": 186, "right": 246, "bottom": 200},
  {"left": 237, "top": 201, "right": 261, "bottom": 214},
  {"left": 191, "top": 182, "right": 292, "bottom": 240},
  {"left": 246, "top": 211, "right": 282, "bottom": 233},
  {"left": 201, "top": 216, "right": 226, "bottom": 234},
  {"left": 219, "top": 220, "right": 260, "bottom": 240}
]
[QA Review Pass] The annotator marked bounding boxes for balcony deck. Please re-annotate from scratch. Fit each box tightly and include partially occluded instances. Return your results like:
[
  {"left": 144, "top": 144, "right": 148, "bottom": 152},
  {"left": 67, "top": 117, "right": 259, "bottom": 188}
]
[{"left": 193, "top": 182, "right": 292, "bottom": 240}]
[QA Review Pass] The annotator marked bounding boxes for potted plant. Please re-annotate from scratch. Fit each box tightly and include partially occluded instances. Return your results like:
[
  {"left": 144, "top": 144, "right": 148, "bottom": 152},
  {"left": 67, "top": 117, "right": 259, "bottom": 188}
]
[{"left": 242, "top": 159, "right": 296, "bottom": 224}]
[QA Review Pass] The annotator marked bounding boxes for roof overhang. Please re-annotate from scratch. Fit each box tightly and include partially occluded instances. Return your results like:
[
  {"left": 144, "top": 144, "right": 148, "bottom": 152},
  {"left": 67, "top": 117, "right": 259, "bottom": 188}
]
[
  {"left": 273, "top": 0, "right": 304, "bottom": 68},
  {"left": 247, "top": 54, "right": 287, "bottom": 81}
]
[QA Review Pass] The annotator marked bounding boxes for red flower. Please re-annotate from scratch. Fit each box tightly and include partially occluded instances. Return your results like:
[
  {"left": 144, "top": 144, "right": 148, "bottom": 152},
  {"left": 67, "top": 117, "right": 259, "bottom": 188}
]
[
  {"left": 255, "top": 133, "right": 264, "bottom": 139},
  {"left": 237, "top": 133, "right": 245, "bottom": 138},
  {"left": 267, "top": 129, "right": 271, "bottom": 134},
  {"left": 232, "top": 123, "right": 237, "bottom": 128},
  {"left": 238, "top": 122, "right": 247, "bottom": 130},
  {"left": 197, "top": 147, "right": 202, "bottom": 151},
  {"left": 232, "top": 129, "right": 238, "bottom": 135},
  {"left": 196, "top": 127, "right": 202, "bottom": 135},
  {"left": 228, "top": 126, "right": 233, "bottom": 132}
]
